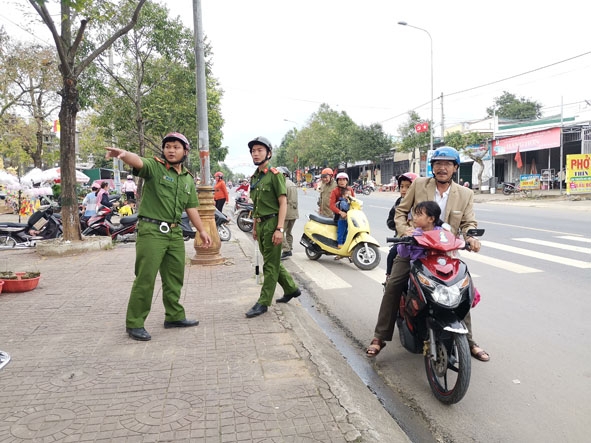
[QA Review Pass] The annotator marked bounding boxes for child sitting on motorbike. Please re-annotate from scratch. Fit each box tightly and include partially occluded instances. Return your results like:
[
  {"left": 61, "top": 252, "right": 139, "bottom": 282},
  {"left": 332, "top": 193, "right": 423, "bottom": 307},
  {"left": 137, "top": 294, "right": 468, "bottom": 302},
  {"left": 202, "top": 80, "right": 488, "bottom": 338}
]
[
  {"left": 397, "top": 201, "right": 443, "bottom": 261},
  {"left": 385, "top": 172, "right": 418, "bottom": 283},
  {"left": 118, "top": 199, "right": 135, "bottom": 217},
  {"left": 336, "top": 187, "right": 352, "bottom": 248}
]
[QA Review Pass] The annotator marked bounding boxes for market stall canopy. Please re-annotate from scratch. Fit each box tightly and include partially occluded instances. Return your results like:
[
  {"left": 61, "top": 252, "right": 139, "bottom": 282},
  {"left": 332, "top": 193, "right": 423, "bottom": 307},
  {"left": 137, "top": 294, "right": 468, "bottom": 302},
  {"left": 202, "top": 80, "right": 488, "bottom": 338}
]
[
  {"left": 41, "top": 167, "right": 90, "bottom": 184},
  {"left": 0, "top": 170, "right": 20, "bottom": 186}
]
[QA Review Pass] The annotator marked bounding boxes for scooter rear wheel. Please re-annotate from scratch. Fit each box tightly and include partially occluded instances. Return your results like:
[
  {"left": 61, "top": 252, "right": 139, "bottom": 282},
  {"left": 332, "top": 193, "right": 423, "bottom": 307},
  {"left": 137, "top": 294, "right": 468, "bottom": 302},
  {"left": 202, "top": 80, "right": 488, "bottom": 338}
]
[
  {"left": 351, "top": 243, "right": 380, "bottom": 270},
  {"left": 305, "top": 247, "right": 322, "bottom": 261},
  {"left": 424, "top": 331, "right": 471, "bottom": 404},
  {"left": 236, "top": 211, "right": 253, "bottom": 232},
  {"left": 0, "top": 235, "right": 17, "bottom": 249}
]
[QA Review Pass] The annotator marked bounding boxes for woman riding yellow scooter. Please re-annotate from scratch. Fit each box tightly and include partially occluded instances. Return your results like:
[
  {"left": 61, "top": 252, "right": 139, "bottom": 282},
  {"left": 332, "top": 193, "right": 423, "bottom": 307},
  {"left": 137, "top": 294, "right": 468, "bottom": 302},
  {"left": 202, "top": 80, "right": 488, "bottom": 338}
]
[{"left": 300, "top": 172, "right": 381, "bottom": 270}]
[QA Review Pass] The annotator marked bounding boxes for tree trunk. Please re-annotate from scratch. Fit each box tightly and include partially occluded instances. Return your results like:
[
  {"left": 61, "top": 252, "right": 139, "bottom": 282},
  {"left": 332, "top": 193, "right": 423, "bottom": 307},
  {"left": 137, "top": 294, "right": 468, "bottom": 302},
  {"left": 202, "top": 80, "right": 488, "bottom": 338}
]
[{"left": 59, "top": 76, "right": 82, "bottom": 241}]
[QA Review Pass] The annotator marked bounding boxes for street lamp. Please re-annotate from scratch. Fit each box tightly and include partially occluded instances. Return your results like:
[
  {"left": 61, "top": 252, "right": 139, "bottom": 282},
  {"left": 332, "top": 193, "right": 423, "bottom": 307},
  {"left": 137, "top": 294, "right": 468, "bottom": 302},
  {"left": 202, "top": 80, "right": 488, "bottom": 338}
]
[{"left": 398, "top": 21, "right": 434, "bottom": 153}]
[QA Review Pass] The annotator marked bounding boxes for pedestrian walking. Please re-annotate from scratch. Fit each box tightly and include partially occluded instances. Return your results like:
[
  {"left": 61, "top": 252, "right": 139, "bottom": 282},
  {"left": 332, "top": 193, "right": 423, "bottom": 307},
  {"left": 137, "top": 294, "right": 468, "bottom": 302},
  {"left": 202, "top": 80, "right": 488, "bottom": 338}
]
[
  {"left": 105, "top": 132, "right": 212, "bottom": 341},
  {"left": 277, "top": 166, "right": 299, "bottom": 260},
  {"left": 213, "top": 171, "right": 229, "bottom": 212},
  {"left": 245, "top": 136, "right": 301, "bottom": 318},
  {"left": 121, "top": 175, "right": 137, "bottom": 201}
]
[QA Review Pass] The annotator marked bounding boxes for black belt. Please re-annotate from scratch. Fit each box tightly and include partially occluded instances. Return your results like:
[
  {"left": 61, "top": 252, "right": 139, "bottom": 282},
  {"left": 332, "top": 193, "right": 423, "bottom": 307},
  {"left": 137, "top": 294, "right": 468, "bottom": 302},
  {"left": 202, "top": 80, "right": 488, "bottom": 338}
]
[
  {"left": 255, "top": 213, "right": 277, "bottom": 223},
  {"left": 139, "top": 216, "right": 178, "bottom": 233}
]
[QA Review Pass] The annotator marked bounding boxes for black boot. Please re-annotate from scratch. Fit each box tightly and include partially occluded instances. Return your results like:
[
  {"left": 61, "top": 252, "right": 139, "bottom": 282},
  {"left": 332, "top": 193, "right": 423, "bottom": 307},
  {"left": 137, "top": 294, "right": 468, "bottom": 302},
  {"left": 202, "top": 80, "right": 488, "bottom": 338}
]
[{"left": 276, "top": 288, "right": 301, "bottom": 303}]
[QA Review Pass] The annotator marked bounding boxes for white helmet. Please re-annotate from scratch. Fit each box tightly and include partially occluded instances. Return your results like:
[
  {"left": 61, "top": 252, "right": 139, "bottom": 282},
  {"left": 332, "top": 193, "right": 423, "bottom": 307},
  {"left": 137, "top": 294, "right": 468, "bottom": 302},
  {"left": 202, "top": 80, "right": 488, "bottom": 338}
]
[
  {"left": 336, "top": 172, "right": 349, "bottom": 181},
  {"left": 127, "top": 175, "right": 133, "bottom": 179}
]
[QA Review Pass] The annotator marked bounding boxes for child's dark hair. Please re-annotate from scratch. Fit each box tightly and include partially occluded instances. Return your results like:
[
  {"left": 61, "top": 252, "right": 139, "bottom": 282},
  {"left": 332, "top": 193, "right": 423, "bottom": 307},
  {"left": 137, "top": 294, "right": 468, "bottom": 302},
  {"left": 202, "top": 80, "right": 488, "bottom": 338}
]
[
  {"left": 340, "top": 187, "right": 349, "bottom": 197},
  {"left": 413, "top": 201, "right": 443, "bottom": 227}
]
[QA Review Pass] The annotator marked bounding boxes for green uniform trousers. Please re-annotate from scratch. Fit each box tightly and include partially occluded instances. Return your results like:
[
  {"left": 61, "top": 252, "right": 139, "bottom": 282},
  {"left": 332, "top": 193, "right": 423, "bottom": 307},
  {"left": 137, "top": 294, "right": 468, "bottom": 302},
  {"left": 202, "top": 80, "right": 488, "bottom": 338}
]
[
  {"left": 374, "top": 256, "right": 476, "bottom": 347},
  {"left": 126, "top": 222, "right": 186, "bottom": 328},
  {"left": 256, "top": 218, "right": 297, "bottom": 306}
]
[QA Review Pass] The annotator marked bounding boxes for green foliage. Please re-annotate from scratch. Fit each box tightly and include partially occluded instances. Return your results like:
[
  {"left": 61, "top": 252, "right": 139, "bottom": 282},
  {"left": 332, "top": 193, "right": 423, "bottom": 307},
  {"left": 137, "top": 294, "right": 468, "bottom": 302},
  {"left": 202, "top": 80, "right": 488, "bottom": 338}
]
[
  {"left": 486, "top": 91, "right": 542, "bottom": 120},
  {"left": 396, "top": 110, "right": 430, "bottom": 154},
  {"left": 444, "top": 131, "right": 489, "bottom": 160}
]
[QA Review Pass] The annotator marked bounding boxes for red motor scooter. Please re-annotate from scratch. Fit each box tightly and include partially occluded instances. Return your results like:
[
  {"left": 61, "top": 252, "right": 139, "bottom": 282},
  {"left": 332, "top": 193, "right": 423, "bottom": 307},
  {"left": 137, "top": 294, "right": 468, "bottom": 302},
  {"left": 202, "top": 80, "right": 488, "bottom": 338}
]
[
  {"left": 387, "top": 227, "right": 484, "bottom": 404},
  {"left": 82, "top": 206, "right": 137, "bottom": 242}
]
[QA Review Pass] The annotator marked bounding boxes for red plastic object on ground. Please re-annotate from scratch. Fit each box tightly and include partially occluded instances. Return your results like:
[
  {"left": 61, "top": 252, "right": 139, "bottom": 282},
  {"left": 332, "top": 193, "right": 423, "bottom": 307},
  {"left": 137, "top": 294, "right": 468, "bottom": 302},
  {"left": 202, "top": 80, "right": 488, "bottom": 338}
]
[{"left": 1, "top": 273, "right": 40, "bottom": 293}]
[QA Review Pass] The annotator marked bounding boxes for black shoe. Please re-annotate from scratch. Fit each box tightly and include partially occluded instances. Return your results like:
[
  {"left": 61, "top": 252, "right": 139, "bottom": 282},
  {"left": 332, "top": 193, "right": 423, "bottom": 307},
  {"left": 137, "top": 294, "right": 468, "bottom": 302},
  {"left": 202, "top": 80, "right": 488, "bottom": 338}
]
[
  {"left": 281, "top": 251, "right": 293, "bottom": 260},
  {"left": 126, "top": 327, "right": 151, "bottom": 341},
  {"left": 276, "top": 288, "right": 301, "bottom": 303},
  {"left": 163, "top": 319, "right": 199, "bottom": 329},
  {"left": 245, "top": 303, "right": 268, "bottom": 318}
]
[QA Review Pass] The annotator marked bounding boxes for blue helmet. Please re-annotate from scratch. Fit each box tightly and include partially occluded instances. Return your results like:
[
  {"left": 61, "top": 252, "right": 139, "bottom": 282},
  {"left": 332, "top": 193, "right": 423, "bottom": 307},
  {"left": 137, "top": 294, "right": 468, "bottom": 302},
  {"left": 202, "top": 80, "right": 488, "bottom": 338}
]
[{"left": 431, "top": 146, "right": 460, "bottom": 166}]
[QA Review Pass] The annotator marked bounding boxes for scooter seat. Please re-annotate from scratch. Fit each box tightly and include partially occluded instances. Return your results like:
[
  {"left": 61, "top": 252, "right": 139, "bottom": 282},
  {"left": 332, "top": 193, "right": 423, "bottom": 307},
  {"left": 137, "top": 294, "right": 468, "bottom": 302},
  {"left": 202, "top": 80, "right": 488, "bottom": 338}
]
[{"left": 309, "top": 214, "right": 337, "bottom": 226}]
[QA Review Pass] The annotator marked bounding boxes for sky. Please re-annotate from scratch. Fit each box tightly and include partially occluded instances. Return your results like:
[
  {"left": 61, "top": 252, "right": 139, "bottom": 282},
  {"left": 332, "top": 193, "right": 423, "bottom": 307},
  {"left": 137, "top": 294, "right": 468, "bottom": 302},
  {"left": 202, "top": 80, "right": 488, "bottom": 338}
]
[{"left": 2, "top": 1, "right": 591, "bottom": 176}]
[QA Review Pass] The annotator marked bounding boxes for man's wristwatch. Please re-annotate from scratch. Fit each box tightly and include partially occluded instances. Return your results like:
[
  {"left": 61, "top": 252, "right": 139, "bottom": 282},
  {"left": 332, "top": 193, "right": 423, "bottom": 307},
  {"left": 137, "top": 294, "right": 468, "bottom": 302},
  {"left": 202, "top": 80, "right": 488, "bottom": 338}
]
[{"left": 276, "top": 227, "right": 284, "bottom": 233}]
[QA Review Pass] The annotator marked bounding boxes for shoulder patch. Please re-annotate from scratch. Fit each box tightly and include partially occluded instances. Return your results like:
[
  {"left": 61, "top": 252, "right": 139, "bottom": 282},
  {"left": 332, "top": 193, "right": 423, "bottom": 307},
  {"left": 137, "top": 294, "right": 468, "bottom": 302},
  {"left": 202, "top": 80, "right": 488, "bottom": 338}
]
[
  {"left": 154, "top": 156, "right": 166, "bottom": 165},
  {"left": 270, "top": 167, "right": 280, "bottom": 175}
]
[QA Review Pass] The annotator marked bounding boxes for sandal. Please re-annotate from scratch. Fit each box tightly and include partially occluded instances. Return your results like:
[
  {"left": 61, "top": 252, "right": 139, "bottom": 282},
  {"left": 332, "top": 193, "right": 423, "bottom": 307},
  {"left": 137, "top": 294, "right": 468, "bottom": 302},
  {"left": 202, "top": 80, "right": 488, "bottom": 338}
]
[
  {"left": 334, "top": 256, "right": 343, "bottom": 261},
  {"left": 470, "top": 345, "right": 490, "bottom": 362},
  {"left": 366, "top": 338, "right": 386, "bottom": 357}
]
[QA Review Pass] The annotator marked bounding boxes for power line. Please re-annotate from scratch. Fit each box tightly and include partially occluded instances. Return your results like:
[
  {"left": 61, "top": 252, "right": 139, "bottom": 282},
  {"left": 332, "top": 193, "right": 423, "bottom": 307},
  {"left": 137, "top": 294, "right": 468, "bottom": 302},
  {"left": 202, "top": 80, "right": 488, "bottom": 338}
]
[{"left": 380, "top": 50, "right": 591, "bottom": 125}]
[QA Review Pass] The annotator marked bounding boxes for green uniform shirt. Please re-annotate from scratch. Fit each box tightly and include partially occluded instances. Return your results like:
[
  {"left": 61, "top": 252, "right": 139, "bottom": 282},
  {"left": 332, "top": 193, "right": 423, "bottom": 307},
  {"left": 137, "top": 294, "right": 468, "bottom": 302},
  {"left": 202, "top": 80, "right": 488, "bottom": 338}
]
[
  {"left": 250, "top": 167, "right": 286, "bottom": 218},
  {"left": 134, "top": 157, "right": 198, "bottom": 223}
]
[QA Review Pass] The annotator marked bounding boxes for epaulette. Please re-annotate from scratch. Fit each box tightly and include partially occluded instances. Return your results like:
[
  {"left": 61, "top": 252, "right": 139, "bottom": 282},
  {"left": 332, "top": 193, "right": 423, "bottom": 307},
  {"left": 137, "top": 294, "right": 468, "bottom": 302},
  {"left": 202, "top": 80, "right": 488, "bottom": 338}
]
[
  {"left": 270, "top": 167, "right": 279, "bottom": 175},
  {"left": 154, "top": 156, "right": 166, "bottom": 165}
]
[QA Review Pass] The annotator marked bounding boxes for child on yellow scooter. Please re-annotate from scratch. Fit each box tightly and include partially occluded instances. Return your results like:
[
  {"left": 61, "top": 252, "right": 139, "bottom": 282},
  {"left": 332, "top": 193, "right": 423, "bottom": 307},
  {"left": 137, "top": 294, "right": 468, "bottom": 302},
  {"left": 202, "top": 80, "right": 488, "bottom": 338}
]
[{"left": 336, "top": 187, "right": 352, "bottom": 248}]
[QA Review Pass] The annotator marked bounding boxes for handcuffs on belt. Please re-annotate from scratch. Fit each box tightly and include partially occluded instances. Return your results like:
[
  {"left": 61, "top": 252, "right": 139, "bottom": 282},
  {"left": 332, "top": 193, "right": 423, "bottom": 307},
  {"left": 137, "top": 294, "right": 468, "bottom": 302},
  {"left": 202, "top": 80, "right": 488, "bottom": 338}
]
[
  {"left": 158, "top": 222, "right": 171, "bottom": 233},
  {"left": 139, "top": 217, "right": 176, "bottom": 233}
]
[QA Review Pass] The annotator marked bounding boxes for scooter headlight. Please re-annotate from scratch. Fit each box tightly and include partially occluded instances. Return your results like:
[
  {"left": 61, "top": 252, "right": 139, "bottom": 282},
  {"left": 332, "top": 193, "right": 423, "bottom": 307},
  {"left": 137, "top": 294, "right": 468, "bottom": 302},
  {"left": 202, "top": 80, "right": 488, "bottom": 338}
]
[{"left": 423, "top": 274, "right": 471, "bottom": 308}]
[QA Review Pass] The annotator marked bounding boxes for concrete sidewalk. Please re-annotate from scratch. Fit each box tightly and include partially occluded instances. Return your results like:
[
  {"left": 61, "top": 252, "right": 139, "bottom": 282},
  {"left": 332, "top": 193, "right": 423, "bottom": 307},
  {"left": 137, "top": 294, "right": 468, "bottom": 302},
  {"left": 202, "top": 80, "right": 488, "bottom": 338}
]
[{"left": 0, "top": 226, "right": 408, "bottom": 442}]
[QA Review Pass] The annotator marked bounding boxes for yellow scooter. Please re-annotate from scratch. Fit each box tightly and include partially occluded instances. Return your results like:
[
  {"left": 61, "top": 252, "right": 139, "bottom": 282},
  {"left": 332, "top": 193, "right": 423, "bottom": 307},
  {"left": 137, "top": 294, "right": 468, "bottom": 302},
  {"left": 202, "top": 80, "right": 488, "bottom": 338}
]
[{"left": 300, "top": 198, "right": 381, "bottom": 270}]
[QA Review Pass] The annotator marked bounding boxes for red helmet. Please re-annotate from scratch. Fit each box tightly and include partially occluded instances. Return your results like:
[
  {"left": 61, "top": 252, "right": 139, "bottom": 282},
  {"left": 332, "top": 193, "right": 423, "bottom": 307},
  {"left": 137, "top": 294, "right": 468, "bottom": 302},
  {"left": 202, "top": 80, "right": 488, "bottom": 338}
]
[
  {"left": 397, "top": 172, "right": 418, "bottom": 187},
  {"left": 321, "top": 168, "right": 333, "bottom": 176},
  {"left": 162, "top": 132, "right": 190, "bottom": 150},
  {"left": 214, "top": 172, "right": 223, "bottom": 178}
]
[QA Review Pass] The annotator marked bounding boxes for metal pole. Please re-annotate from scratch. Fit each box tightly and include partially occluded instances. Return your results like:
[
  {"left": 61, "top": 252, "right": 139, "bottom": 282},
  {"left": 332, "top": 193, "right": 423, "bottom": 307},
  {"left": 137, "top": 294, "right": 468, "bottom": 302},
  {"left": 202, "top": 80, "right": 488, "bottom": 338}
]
[
  {"left": 192, "top": 0, "right": 223, "bottom": 264},
  {"left": 398, "top": 21, "right": 433, "bottom": 152}
]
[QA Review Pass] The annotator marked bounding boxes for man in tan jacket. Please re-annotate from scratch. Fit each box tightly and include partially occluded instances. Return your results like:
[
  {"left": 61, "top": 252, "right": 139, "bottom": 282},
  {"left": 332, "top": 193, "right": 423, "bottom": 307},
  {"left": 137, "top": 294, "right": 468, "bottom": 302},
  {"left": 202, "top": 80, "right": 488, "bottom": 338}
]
[
  {"left": 317, "top": 168, "right": 336, "bottom": 217},
  {"left": 278, "top": 167, "right": 299, "bottom": 259}
]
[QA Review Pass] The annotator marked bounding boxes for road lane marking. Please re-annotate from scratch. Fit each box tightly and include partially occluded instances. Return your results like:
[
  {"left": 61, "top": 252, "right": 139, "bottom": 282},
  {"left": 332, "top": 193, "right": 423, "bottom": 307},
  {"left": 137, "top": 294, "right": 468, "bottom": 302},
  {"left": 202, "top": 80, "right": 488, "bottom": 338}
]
[
  {"left": 461, "top": 252, "right": 542, "bottom": 274},
  {"left": 291, "top": 253, "right": 351, "bottom": 289},
  {"left": 514, "top": 238, "right": 591, "bottom": 254},
  {"left": 481, "top": 240, "right": 591, "bottom": 269},
  {"left": 556, "top": 235, "right": 591, "bottom": 244}
]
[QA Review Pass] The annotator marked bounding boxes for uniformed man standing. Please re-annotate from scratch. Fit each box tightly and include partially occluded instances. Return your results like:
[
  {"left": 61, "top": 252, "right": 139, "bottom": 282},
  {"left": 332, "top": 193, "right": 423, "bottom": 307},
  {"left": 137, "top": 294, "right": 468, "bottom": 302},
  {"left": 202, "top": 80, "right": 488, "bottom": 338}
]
[
  {"left": 277, "top": 166, "right": 299, "bottom": 260},
  {"left": 105, "top": 133, "right": 212, "bottom": 341},
  {"left": 317, "top": 168, "right": 336, "bottom": 217},
  {"left": 245, "top": 137, "right": 301, "bottom": 318}
]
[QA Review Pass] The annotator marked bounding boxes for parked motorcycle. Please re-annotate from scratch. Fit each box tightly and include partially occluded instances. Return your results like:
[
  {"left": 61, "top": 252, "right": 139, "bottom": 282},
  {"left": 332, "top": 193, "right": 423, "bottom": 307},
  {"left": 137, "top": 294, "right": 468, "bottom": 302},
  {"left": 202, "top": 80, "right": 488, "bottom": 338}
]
[
  {"left": 352, "top": 182, "right": 372, "bottom": 195},
  {"left": 300, "top": 198, "right": 381, "bottom": 270},
  {"left": 0, "top": 206, "right": 63, "bottom": 248},
  {"left": 180, "top": 210, "right": 231, "bottom": 242},
  {"left": 234, "top": 199, "right": 254, "bottom": 233},
  {"left": 386, "top": 227, "right": 484, "bottom": 404},
  {"left": 82, "top": 206, "right": 137, "bottom": 242},
  {"left": 502, "top": 182, "right": 528, "bottom": 196}
]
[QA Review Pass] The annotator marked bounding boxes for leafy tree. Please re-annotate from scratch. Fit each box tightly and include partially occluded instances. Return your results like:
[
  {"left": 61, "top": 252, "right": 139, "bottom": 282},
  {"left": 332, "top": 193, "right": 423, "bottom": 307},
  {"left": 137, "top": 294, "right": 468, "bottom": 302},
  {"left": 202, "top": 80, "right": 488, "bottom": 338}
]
[
  {"left": 28, "top": 0, "right": 147, "bottom": 241},
  {"left": 396, "top": 110, "right": 430, "bottom": 154},
  {"left": 0, "top": 33, "right": 61, "bottom": 168},
  {"left": 486, "top": 91, "right": 542, "bottom": 120},
  {"left": 444, "top": 130, "right": 489, "bottom": 192}
]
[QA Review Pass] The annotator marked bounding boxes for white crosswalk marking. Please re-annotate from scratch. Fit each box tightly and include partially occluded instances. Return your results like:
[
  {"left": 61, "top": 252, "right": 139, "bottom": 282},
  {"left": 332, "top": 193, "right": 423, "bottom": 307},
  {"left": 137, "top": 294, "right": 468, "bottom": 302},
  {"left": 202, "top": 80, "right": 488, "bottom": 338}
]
[
  {"left": 514, "top": 238, "right": 591, "bottom": 254},
  {"left": 556, "top": 235, "right": 591, "bottom": 244},
  {"left": 291, "top": 253, "right": 351, "bottom": 289},
  {"left": 461, "top": 252, "right": 542, "bottom": 274},
  {"left": 482, "top": 240, "right": 591, "bottom": 269}
]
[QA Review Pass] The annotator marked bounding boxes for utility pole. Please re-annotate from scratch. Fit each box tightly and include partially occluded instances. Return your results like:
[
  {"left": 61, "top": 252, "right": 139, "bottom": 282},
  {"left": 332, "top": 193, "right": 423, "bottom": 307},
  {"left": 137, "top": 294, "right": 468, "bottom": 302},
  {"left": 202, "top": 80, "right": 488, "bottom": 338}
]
[
  {"left": 440, "top": 92, "right": 444, "bottom": 143},
  {"left": 191, "top": 0, "right": 223, "bottom": 264}
]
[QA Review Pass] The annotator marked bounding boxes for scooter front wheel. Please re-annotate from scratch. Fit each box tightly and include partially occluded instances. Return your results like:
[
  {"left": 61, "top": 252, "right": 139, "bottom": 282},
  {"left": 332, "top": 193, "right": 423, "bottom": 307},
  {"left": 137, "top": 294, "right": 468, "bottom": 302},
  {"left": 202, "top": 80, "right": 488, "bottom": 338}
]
[
  {"left": 236, "top": 211, "right": 253, "bottom": 232},
  {"left": 351, "top": 243, "right": 380, "bottom": 270},
  {"left": 0, "top": 235, "right": 17, "bottom": 249},
  {"left": 217, "top": 224, "right": 231, "bottom": 241},
  {"left": 424, "top": 331, "right": 471, "bottom": 404}
]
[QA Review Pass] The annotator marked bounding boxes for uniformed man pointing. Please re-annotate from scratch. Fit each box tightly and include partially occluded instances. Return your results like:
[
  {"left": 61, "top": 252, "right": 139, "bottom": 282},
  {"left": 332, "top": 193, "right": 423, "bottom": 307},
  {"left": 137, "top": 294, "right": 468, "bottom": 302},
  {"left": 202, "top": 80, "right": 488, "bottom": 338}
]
[
  {"left": 245, "top": 136, "right": 301, "bottom": 318},
  {"left": 105, "top": 132, "right": 212, "bottom": 341}
]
